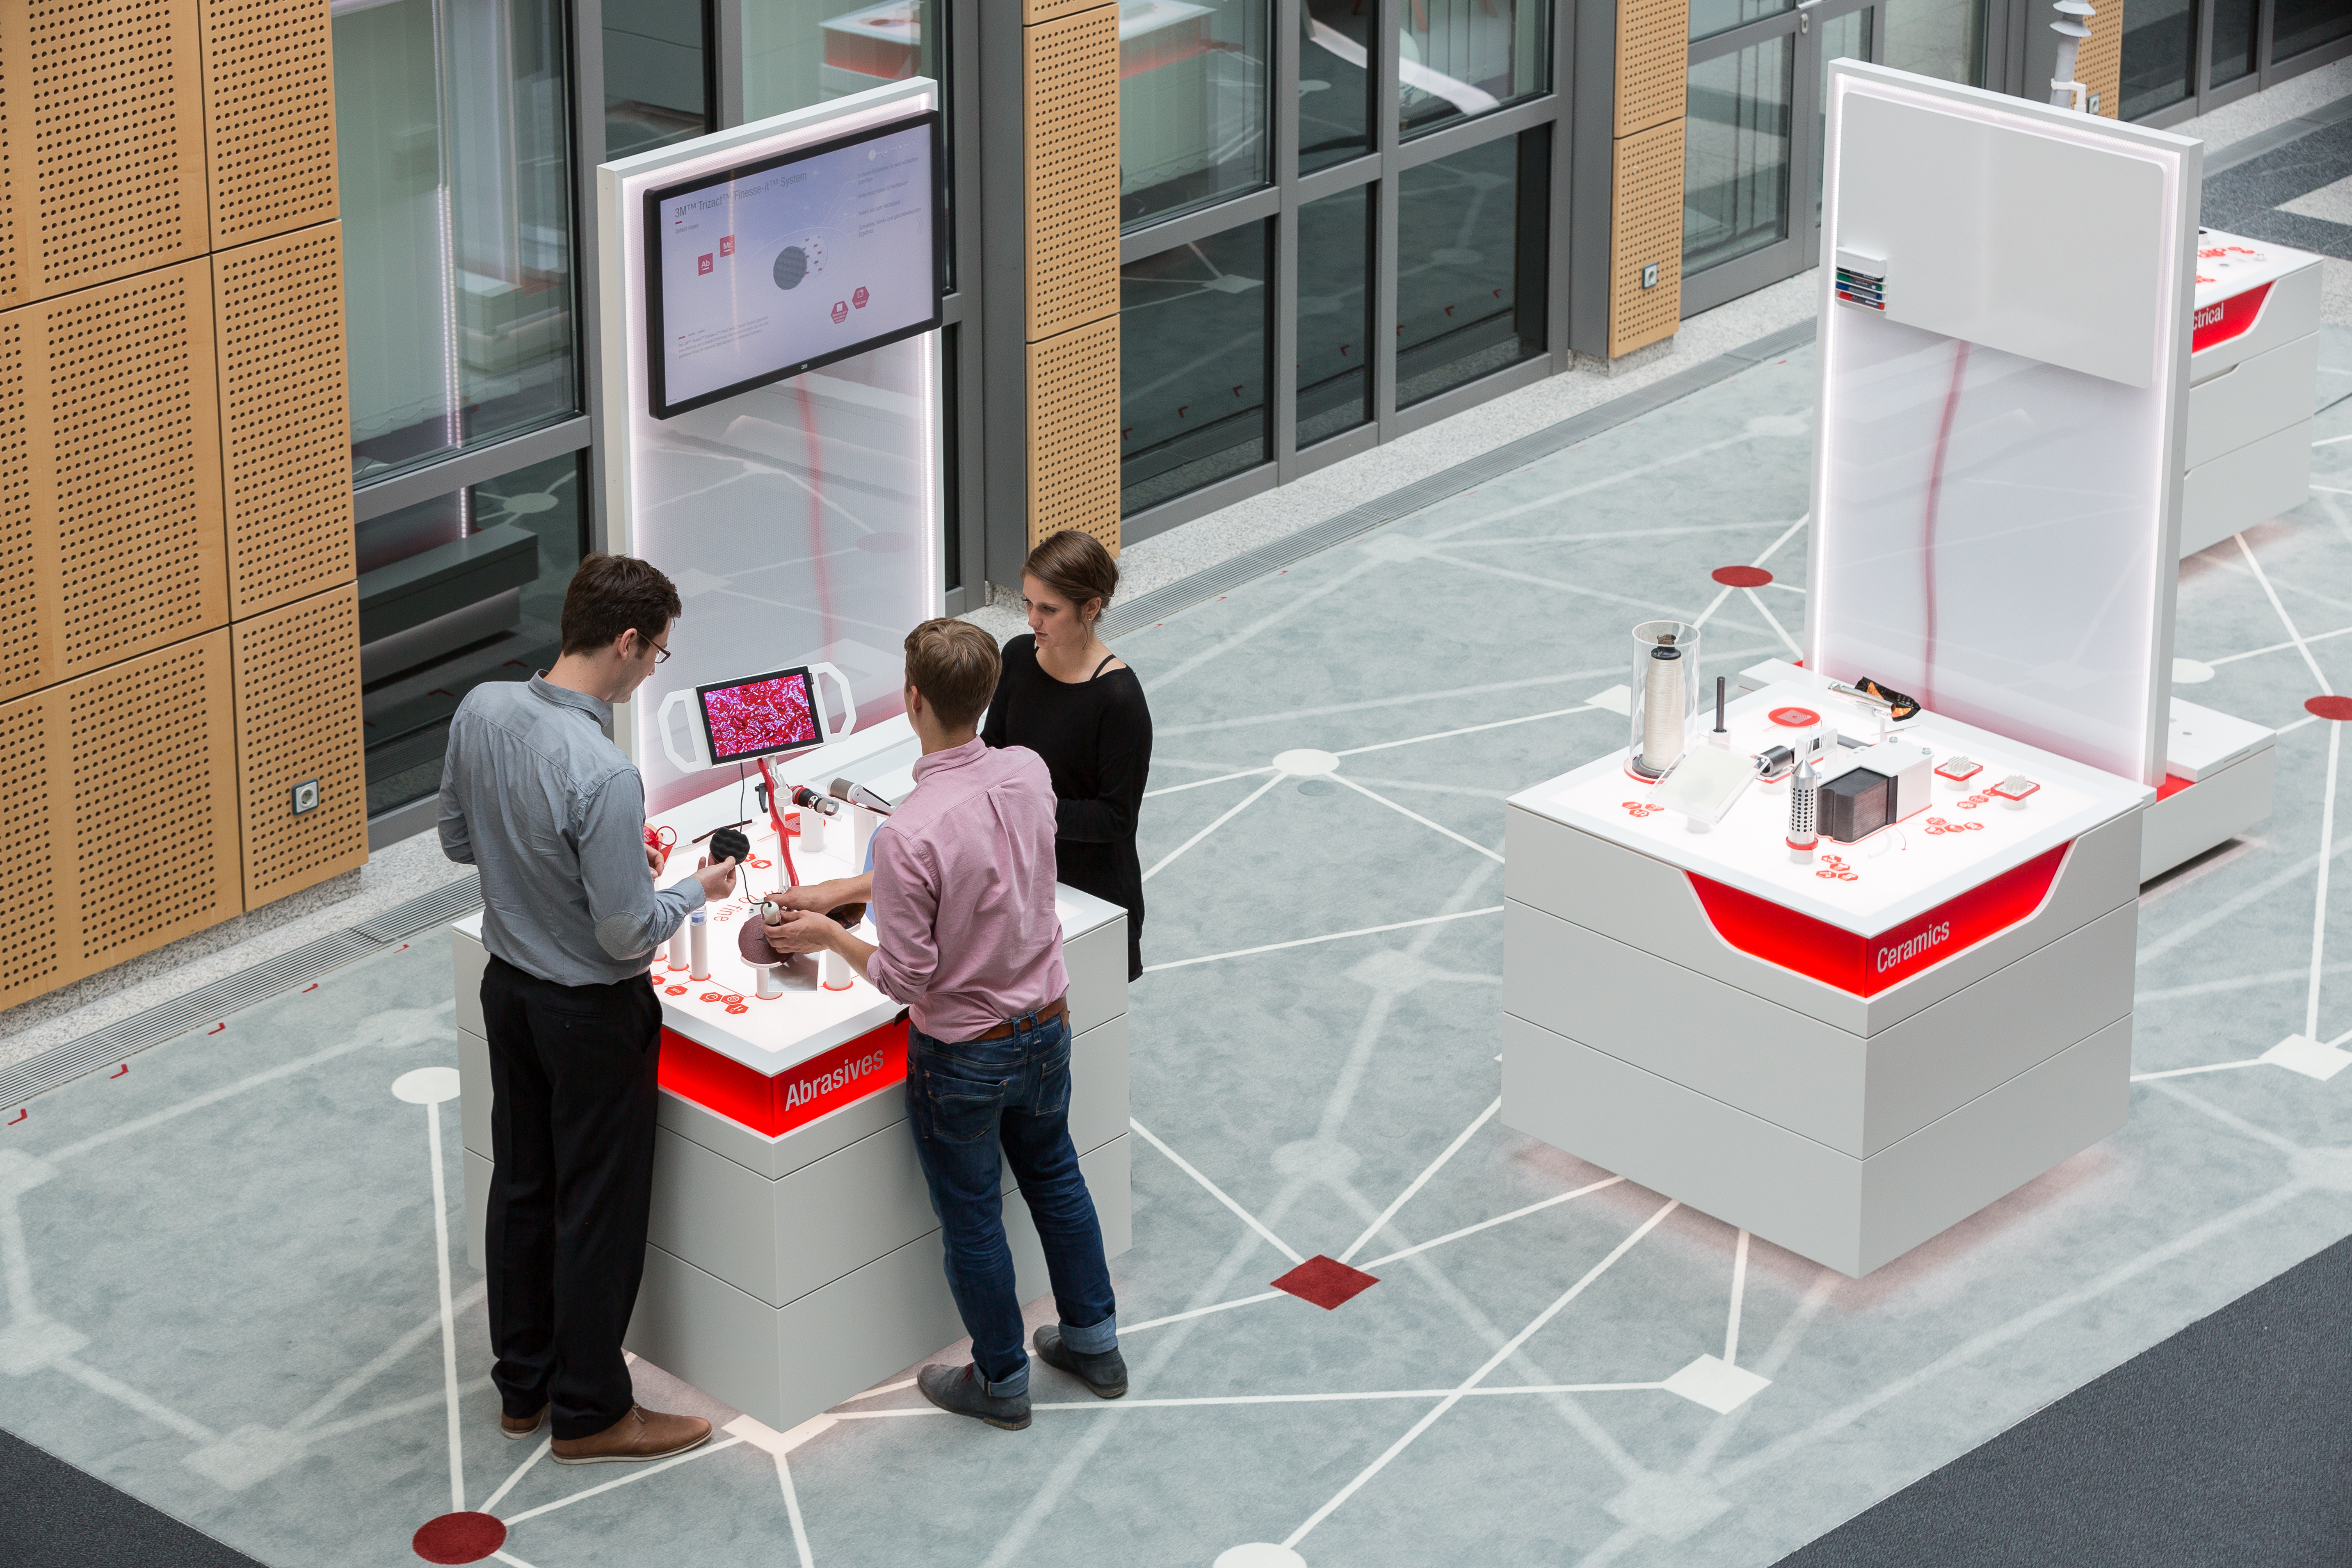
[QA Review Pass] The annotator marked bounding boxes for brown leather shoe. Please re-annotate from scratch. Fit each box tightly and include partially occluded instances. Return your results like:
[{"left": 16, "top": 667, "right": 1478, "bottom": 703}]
[
  {"left": 501, "top": 1405, "right": 548, "bottom": 1440},
  {"left": 550, "top": 1405, "right": 712, "bottom": 1465}
]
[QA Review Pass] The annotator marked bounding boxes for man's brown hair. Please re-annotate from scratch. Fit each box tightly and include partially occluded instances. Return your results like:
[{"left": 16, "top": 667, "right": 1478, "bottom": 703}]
[
  {"left": 903, "top": 618, "right": 1000, "bottom": 729},
  {"left": 560, "top": 553, "right": 683, "bottom": 656}
]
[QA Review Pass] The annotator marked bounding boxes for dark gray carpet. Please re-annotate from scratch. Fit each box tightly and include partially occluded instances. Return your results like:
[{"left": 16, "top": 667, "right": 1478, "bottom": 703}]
[
  {"left": 0, "top": 1428, "right": 264, "bottom": 1568},
  {"left": 1773, "top": 1233, "right": 2352, "bottom": 1567}
]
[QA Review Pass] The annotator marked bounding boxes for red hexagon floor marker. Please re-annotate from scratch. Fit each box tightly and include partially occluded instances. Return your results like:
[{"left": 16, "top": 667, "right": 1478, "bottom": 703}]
[
  {"left": 412, "top": 1512, "right": 507, "bottom": 1564},
  {"left": 1712, "top": 566, "right": 1773, "bottom": 588},
  {"left": 2306, "top": 696, "right": 2352, "bottom": 721}
]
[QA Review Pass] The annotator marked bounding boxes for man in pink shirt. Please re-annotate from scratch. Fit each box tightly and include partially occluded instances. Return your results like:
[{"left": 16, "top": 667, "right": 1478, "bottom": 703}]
[{"left": 761, "top": 619, "right": 1122, "bottom": 1429}]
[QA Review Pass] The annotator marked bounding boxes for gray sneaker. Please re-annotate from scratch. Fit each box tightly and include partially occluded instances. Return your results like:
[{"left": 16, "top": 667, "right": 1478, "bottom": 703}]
[
  {"left": 916, "top": 1362, "right": 1031, "bottom": 1430},
  {"left": 1032, "top": 1325, "right": 1127, "bottom": 1398}
]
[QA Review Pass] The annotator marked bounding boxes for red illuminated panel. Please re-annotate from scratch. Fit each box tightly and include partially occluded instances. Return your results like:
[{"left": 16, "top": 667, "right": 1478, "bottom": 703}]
[
  {"left": 1685, "top": 842, "right": 2070, "bottom": 995},
  {"left": 658, "top": 1017, "right": 909, "bottom": 1137},
  {"left": 2192, "top": 282, "right": 2269, "bottom": 354},
  {"left": 2156, "top": 774, "right": 2194, "bottom": 802},
  {"left": 700, "top": 670, "right": 820, "bottom": 762}
]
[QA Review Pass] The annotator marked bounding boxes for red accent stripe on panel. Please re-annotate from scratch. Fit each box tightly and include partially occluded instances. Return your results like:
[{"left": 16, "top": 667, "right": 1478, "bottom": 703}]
[
  {"left": 2192, "top": 282, "right": 2270, "bottom": 353},
  {"left": 1685, "top": 842, "right": 2071, "bottom": 995},
  {"left": 658, "top": 1018, "right": 909, "bottom": 1137},
  {"left": 2156, "top": 774, "right": 2194, "bottom": 802}
]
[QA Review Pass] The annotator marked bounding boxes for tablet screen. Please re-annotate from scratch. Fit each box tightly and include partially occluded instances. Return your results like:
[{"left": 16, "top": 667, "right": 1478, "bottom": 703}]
[{"left": 697, "top": 667, "right": 823, "bottom": 764}]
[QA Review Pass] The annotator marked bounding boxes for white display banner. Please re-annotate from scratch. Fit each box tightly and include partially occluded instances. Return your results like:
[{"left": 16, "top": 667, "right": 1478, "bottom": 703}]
[
  {"left": 1808, "top": 64, "right": 2200, "bottom": 787},
  {"left": 597, "top": 82, "right": 944, "bottom": 813}
]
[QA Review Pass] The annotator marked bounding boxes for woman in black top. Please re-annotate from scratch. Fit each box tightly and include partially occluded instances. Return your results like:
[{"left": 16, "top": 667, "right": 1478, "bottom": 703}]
[{"left": 982, "top": 531, "right": 1152, "bottom": 980}]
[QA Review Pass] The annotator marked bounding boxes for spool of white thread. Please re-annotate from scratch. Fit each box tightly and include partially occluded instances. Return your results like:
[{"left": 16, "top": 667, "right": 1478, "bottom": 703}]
[
  {"left": 688, "top": 910, "right": 710, "bottom": 980},
  {"left": 1640, "top": 644, "right": 1686, "bottom": 774}
]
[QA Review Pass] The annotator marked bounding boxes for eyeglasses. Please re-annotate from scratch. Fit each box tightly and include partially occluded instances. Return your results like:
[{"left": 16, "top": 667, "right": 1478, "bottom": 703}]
[{"left": 636, "top": 632, "right": 671, "bottom": 666}]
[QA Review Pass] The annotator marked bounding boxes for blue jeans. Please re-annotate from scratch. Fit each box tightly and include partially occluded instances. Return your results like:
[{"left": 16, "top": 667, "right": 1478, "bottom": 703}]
[{"left": 907, "top": 1011, "right": 1117, "bottom": 1397}]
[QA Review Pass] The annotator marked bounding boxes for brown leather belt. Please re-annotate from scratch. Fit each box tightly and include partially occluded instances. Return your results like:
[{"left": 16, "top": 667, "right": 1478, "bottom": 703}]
[{"left": 968, "top": 995, "right": 1068, "bottom": 1041}]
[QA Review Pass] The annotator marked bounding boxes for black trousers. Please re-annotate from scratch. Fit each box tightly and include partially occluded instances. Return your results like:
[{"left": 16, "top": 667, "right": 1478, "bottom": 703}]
[{"left": 480, "top": 955, "right": 662, "bottom": 1440}]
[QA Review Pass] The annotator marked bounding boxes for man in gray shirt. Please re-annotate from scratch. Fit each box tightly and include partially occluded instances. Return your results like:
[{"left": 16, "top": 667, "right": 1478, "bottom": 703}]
[{"left": 439, "top": 553, "right": 736, "bottom": 1465}]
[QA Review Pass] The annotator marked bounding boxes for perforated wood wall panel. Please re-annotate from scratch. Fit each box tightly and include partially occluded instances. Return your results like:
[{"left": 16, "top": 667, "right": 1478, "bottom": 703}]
[
  {"left": 200, "top": 0, "right": 339, "bottom": 247},
  {"left": 1609, "top": 119, "right": 1685, "bottom": 358},
  {"left": 6, "top": 260, "right": 228, "bottom": 698},
  {"left": 1025, "top": 7, "right": 1121, "bottom": 341},
  {"left": 233, "top": 584, "right": 365, "bottom": 907},
  {"left": 0, "top": 689, "right": 66, "bottom": 1009},
  {"left": 6, "top": 0, "right": 209, "bottom": 308},
  {"left": 0, "top": 314, "right": 36, "bottom": 698},
  {"left": 1024, "top": 0, "right": 1104, "bottom": 21},
  {"left": 2073, "top": 0, "right": 2122, "bottom": 119},
  {"left": 1027, "top": 316, "right": 1121, "bottom": 554},
  {"left": 214, "top": 223, "right": 354, "bottom": 617},
  {"left": 68, "top": 629, "right": 242, "bottom": 975},
  {"left": 1615, "top": 0, "right": 1689, "bottom": 137}
]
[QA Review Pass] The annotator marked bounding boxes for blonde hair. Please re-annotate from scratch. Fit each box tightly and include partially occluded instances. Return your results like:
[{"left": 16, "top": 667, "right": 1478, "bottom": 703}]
[{"left": 902, "top": 618, "right": 1000, "bottom": 727}]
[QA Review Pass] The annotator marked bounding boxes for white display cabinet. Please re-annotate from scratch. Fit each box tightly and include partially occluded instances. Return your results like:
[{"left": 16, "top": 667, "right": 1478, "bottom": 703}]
[{"left": 2180, "top": 230, "right": 2322, "bottom": 559}]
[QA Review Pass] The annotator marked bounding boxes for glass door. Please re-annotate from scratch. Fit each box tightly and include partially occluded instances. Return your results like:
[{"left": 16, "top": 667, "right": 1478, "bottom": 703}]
[{"left": 1683, "top": 0, "right": 1878, "bottom": 314}]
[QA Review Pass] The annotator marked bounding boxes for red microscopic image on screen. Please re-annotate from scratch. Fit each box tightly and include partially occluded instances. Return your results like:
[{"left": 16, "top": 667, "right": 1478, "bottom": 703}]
[{"left": 702, "top": 674, "right": 818, "bottom": 760}]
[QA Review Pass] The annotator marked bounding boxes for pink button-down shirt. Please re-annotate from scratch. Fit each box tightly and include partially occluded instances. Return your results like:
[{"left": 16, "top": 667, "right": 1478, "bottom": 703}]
[{"left": 865, "top": 737, "right": 1069, "bottom": 1042}]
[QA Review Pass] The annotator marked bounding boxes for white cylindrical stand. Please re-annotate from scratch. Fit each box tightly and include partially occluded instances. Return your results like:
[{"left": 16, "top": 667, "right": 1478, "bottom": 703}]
[{"left": 689, "top": 911, "right": 710, "bottom": 979}]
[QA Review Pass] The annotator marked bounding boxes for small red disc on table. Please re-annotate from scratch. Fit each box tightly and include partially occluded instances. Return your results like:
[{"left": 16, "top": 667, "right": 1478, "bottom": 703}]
[
  {"left": 1713, "top": 566, "right": 1774, "bottom": 587},
  {"left": 1769, "top": 707, "right": 1820, "bottom": 727},
  {"left": 2306, "top": 696, "right": 2352, "bottom": 721}
]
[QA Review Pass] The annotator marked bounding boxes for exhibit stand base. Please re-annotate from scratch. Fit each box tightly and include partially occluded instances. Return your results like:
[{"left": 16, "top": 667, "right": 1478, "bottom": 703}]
[
  {"left": 1504, "top": 676, "right": 2149, "bottom": 1276},
  {"left": 450, "top": 898, "right": 1131, "bottom": 1432}
]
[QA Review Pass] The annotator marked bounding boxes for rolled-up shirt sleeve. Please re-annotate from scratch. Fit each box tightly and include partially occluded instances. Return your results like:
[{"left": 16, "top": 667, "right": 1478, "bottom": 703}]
[
  {"left": 437, "top": 746, "right": 475, "bottom": 866},
  {"left": 579, "top": 769, "right": 704, "bottom": 961},
  {"left": 863, "top": 823, "right": 940, "bottom": 1004}
]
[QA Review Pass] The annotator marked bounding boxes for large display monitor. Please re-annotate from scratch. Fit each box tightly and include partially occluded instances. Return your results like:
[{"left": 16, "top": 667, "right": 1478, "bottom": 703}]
[{"left": 643, "top": 111, "right": 943, "bottom": 418}]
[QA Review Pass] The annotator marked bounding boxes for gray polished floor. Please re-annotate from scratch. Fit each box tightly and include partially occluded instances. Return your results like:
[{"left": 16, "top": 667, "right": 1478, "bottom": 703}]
[{"left": 4, "top": 330, "right": 2352, "bottom": 1568}]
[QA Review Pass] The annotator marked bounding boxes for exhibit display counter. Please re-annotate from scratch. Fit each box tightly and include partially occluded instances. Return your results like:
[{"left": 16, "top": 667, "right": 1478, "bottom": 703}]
[
  {"left": 1502, "top": 673, "right": 2151, "bottom": 1276},
  {"left": 450, "top": 725, "right": 1131, "bottom": 1431},
  {"left": 2181, "top": 229, "right": 2322, "bottom": 558}
]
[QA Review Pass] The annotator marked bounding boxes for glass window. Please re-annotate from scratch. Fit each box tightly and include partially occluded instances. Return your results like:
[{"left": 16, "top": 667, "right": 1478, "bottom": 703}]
[
  {"left": 1395, "top": 130, "right": 1548, "bottom": 406},
  {"left": 333, "top": 0, "right": 580, "bottom": 486},
  {"left": 2274, "top": 0, "right": 2352, "bottom": 64},
  {"left": 1296, "top": 183, "right": 1372, "bottom": 447},
  {"left": 1879, "top": 0, "right": 1984, "bottom": 87},
  {"left": 2210, "top": 0, "right": 2258, "bottom": 86},
  {"left": 1397, "top": 0, "right": 1548, "bottom": 138},
  {"left": 1123, "top": 0, "right": 1271, "bottom": 225},
  {"left": 1683, "top": 34, "right": 1791, "bottom": 276},
  {"left": 604, "top": 0, "right": 712, "bottom": 159},
  {"left": 1301, "top": 0, "right": 1373, "bottom": 173},
  {"left": 1119, "top": 223, "right": 1270, "bottom": 513},
  {"left": 742, "top": 0, "right": 943, "bottom": 120},
  {"left": 2119, "top": 0, "right": 2192, "bottom": 120},
  {"left": 1690, "top": 0, "right": 1792, "bottom": 43},
  {"left": 1815, "top": 9, "right": 1870, "bottom": 223},
  {"left": 361, "top": 452, "right": 587, "bottom": 815}
]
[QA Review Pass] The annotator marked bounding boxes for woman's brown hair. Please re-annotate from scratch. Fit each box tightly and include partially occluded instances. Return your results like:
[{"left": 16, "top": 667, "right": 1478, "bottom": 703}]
[{"left": 1023, "top": 530, "right": 1120, "bottom": 629}]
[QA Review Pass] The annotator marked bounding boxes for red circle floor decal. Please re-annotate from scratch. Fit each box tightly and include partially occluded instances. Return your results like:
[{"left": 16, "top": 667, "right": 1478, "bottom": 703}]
[
  {"left": 2307, "top": 696, "right": 2352, "bottom": 721},
  {"left": 1713, "top": 565, "right": 1773, "bottom": 587},
  {"left": 413, "top": 1512, "right": 507, "bottom": 1564}
]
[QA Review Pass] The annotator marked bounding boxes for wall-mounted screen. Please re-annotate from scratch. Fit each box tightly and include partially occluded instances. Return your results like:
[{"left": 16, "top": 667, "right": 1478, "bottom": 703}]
[{"left": 643, "top": 111, "right": 944, "bottom": 418}]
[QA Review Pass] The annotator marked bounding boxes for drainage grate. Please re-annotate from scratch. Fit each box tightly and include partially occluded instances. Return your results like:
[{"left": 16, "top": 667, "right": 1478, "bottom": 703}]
[
  {"left": 1, "top": 876, "right": 482, "bottom": 1112},
  {"left": 1101, "top": 320, "right": 1818, "bottom": 641}
]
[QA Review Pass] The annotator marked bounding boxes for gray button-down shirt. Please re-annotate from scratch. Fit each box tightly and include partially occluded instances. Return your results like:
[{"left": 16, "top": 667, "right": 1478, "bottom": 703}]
[{"left": 438, "top": 675, "right": 705, "bottom": 988}]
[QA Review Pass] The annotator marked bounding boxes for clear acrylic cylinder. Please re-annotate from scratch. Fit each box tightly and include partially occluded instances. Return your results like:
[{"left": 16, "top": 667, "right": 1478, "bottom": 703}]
[{"left": 1628, "top": 620, "right": 1702, "bottom": 779}]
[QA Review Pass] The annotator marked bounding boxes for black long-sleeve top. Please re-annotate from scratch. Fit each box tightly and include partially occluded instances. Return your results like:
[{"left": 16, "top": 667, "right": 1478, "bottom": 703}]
[{"left": 981, "top": 634, "right": 1152, "bottom": 979}]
